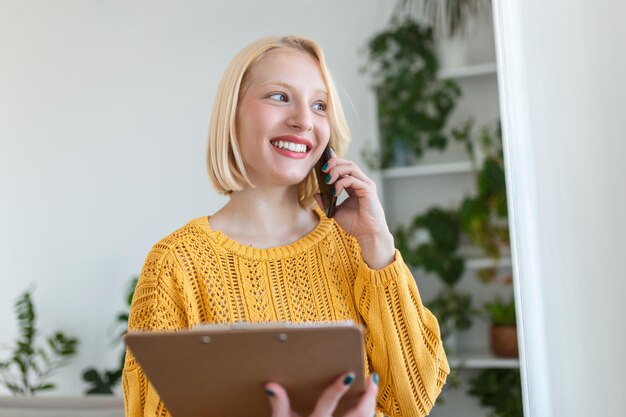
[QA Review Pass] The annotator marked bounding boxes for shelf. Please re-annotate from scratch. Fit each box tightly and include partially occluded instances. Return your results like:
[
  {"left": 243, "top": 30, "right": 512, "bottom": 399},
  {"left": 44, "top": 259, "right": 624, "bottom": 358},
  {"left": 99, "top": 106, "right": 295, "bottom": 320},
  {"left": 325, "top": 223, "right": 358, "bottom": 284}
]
[
  {"left": 448, "top": 350, "right": 519, "bottom": 369},
  {"left": 381, "top": 161, "right": 474, "bottom": 179},
  {"left": 438, "top": 63, "right": 497, "bottom": 80},
  {"left": 465, "top": 257, "right": 512, "bottom": 270}
]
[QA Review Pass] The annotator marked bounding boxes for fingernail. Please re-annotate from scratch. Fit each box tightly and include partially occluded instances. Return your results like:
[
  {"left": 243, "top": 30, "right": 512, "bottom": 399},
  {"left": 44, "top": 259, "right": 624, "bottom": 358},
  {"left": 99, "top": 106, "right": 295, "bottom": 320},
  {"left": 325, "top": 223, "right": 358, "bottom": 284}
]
[
  {"left": 372, "top": 372, "right": 379, "bottom": 385},
  {"left": 332, "top": 186, "right": 336, "bottom": 196},
  {"left": 322, "top": 162, "right": 329, "bottom": 171},
  {"left": 265, "top": 388, "right": 275, "bottom": 397},
  {"left": 343, "top": 373, "right": 355, "bottom": 386},
  {"left": 324, "top": 174, "right": 332, "bottom": 184}
]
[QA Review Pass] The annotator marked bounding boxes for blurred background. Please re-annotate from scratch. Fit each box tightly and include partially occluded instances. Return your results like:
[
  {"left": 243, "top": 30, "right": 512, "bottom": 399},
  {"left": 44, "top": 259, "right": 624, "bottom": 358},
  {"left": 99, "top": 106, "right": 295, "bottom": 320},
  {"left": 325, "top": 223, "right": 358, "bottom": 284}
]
[{"left": 2, "top": 1, "right": 625, "bottom": 417}]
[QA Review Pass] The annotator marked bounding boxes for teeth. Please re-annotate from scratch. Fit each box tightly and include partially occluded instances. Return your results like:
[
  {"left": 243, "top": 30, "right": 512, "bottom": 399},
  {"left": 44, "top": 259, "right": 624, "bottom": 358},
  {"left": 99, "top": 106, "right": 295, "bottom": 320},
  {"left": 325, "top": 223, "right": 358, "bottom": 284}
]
[{"left": 273, "top": 141, "right": 307, "bottom": 153}]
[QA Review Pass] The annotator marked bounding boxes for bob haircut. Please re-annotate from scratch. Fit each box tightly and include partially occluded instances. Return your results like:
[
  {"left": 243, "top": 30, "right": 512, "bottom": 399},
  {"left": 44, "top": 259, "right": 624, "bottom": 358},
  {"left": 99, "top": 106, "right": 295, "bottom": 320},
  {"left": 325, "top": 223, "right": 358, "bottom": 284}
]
[{"left": 206, "top": 35, "right": 351, "bottom": 208}]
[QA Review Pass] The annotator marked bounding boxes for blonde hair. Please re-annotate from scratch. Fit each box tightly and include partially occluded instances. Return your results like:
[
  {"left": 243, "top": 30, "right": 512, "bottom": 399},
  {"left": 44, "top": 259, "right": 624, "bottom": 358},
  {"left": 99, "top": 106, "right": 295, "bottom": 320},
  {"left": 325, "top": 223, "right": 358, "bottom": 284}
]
[{"left": 206, "top": 36, "right": 351, "bottom": 208}]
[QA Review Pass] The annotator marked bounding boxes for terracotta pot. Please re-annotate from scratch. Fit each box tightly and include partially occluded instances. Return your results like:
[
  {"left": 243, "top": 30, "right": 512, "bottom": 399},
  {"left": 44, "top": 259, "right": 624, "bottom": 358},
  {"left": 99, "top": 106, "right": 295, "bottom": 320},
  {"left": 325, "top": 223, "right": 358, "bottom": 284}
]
[{"left": 490, "top": 325, "right": 519, "bottom": 357}]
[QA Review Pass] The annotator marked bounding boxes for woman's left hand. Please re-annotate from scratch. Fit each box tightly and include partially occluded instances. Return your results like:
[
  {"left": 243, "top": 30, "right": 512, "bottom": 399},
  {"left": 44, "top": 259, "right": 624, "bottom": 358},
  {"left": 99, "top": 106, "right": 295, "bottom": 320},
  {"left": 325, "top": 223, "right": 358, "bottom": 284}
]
[{"left": 315, "top": 154, "right": 395, "bottom": 270}]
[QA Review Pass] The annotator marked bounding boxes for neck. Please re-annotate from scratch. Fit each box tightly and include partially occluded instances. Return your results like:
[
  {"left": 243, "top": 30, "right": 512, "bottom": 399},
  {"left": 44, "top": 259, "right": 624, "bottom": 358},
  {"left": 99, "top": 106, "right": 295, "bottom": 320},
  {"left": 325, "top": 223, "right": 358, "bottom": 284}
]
[{"left": 209, "top": 185, "right": 318, "bottom": 248}]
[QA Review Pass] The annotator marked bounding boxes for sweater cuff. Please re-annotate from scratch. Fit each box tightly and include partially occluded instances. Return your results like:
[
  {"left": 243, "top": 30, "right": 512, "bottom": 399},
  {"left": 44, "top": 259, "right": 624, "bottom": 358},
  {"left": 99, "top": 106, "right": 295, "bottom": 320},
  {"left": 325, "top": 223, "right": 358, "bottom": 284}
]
[{"left": 357, "top": 249, "right": 410, "bottom": 289}]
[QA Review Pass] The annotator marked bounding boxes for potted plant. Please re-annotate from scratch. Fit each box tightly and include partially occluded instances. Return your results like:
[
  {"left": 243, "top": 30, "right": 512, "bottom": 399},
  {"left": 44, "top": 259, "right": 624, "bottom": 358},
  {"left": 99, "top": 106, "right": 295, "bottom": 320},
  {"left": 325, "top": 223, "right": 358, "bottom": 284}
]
[
  {"left": 394, "top": 0, "right": 491, "bottom": 67},
  {"left": 396, "top": 207, "right": 475, "bottom": 353},
  {"left": 82, "top": 276, "right": 138, "bottom": 394},
  {"left": 483, "top": 295, "right": 518, "bottom": 358},
  {"left": 467, "top": 368, "right": 523, "bottom": 417},
  {"left": 363, "top": 19, "right": 462, "bottom": 168},
  {"left": 0, "top": 289, "right": 79, "bottom": 396},
  {"left": 458, "top": 122, "right": 510, "bottom": 283}
]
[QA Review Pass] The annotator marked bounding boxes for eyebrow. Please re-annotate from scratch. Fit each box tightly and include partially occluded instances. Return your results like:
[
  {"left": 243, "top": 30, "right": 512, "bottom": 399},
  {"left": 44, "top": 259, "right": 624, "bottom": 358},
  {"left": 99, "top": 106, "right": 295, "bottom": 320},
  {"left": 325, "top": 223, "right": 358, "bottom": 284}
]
[{"left": 262, "top": 81, "right": 328, "bottom": 97}]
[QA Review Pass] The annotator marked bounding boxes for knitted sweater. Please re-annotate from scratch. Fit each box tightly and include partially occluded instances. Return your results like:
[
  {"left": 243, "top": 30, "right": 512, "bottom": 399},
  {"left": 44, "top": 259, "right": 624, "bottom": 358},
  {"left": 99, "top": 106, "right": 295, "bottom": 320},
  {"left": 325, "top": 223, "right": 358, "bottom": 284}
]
[{"left": 122, "top": 210, "right": 449, "bottom": 417}]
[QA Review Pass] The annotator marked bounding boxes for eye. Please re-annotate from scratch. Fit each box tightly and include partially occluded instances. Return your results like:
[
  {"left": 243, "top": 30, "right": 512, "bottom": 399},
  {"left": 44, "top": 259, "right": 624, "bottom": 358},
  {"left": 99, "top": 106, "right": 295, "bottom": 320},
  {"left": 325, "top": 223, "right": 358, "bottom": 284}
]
[
  {"left": 268, "top": 92, "right": 288, "bottom": 102},
  {"left": 312, "top": 101, "right": 327, "bottom": 112}
]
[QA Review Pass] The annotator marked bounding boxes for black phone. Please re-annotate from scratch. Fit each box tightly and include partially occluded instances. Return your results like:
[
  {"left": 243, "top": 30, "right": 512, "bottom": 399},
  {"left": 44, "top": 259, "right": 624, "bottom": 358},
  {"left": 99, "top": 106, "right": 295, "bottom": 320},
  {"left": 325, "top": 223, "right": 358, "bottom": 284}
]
[{"left": 314, "top": 146, "right": 337, "bottom": 218}]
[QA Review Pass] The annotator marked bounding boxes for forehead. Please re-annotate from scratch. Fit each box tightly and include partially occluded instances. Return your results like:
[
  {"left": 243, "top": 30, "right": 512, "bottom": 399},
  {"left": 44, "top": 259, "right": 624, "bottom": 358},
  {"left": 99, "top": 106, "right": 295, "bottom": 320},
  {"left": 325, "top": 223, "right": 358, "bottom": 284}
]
[{"left": 247, "top": 48, "right": 327, "bottom": 91}]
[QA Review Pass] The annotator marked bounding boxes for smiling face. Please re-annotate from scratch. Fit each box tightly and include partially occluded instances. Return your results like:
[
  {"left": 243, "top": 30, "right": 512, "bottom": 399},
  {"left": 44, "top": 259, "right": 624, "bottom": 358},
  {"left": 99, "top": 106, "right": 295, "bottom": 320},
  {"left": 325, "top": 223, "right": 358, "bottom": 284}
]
[{"left": 235, "top": 48, "right": 331, "bottom": 189}]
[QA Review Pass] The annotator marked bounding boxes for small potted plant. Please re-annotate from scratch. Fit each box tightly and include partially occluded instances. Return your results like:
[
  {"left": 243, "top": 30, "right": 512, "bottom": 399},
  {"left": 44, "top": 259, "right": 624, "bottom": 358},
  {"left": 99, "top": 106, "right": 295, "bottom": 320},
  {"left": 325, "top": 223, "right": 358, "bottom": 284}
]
[{"left": 483, "top": 295, "right": 518, "bottom": 358}]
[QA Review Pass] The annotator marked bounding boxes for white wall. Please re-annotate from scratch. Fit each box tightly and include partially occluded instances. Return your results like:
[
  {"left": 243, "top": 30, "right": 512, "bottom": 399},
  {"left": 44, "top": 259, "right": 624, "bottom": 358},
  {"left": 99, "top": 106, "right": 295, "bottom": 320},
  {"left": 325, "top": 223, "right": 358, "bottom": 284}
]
[
  {"left": 0, "top": 0, "right": 396, "bottom": 395},
  {"left": 493, "top": 1, "right": 626, "bottom": 416}
]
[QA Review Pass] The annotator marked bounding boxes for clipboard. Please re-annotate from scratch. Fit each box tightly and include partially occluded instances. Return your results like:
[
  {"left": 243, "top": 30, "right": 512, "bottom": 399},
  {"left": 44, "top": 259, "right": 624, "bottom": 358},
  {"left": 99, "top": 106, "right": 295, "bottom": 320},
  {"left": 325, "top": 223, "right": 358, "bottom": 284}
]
[{"left": 124, "top": 321, "right": 366, "bottom": 417}]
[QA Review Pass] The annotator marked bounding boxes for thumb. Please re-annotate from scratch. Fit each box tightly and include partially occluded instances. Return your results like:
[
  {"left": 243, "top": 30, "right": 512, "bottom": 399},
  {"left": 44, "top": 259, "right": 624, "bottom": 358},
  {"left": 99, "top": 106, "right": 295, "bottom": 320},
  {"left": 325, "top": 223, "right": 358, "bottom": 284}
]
[{"left": 265, "top": 383, "right": 292, "bottom": 417}]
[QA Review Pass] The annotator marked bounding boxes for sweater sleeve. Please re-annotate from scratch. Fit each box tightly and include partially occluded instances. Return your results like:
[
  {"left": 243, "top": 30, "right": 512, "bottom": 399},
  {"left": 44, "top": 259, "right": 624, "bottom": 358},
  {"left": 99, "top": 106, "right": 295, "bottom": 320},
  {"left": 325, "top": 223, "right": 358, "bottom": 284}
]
[
  {"left": 353, "top": 249, "right": 449, "bottom": 417},
  {"left": 122, "top": 245, "right": 190, "bottom": 417}
]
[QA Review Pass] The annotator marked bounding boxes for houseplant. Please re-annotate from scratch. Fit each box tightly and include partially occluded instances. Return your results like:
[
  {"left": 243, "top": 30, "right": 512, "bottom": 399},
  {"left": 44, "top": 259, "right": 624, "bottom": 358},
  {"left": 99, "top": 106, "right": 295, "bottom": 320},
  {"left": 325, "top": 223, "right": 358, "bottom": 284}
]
[
  {"left": 82, "top": 276, "right": 138, "bottom": 394},
  {"left": 467, "top": 368, "right": 523, "bottom": 417},
  {"left": 363, "top": 19, "right": 462, "bottom": 168},
  {"left": 0, "top": 289, "right": 78, "bottom": 395},
  {"left": 458, "top": 122, "right": 510, "bottom": 283},
  {"left": 483, "top": 295, "right": 518, "bottom": 358},
  {"left": 395, "top": 0, "right": 489, "bottom": 38},
  {"left": 396, "top": 207, "right": 475, "bottom": 351}
]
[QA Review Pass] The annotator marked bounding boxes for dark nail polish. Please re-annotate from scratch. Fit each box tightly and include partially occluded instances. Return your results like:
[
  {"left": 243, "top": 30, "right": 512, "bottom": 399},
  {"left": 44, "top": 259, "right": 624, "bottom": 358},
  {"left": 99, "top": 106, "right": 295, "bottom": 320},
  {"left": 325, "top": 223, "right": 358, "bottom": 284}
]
[
  {"left": 372, "top": 372, "right": 379, "bottom": 385},
  {"left": 325, "top": 174, "right": 332, "bottom": 184},
  {"left": 265, "top": 388, "right": 275, "bottom": 397},
  {"left": 322, "top": 162, "right": 329, "bottom": 171},
  {"left": 343, "top": 373, "right": 355, "bottom": 386},
  {"left": 332, "top": 186, "right": 336, "bottom": 196}
]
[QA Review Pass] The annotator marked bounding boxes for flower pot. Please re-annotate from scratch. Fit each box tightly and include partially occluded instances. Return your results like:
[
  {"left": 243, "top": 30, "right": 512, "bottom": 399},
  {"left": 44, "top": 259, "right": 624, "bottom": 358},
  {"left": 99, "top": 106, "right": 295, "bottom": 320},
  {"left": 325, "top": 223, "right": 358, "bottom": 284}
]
[{"left": 490, "top": 325, "right": 519, "bottom": 357}]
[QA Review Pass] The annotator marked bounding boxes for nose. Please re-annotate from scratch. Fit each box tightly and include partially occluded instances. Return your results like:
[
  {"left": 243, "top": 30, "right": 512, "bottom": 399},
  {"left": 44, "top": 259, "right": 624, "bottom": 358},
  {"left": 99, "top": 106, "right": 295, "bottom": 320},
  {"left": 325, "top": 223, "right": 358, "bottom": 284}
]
[{"left": 286, "top": 101, "right": 313, "bottom": 132}]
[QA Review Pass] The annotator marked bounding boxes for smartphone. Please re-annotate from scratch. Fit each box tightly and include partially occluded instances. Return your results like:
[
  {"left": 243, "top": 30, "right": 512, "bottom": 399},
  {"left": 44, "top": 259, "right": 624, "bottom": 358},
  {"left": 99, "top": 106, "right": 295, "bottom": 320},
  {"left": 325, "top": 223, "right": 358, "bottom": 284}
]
[{"left": 314, "top": 146, "right": 337, "bottom": 218}]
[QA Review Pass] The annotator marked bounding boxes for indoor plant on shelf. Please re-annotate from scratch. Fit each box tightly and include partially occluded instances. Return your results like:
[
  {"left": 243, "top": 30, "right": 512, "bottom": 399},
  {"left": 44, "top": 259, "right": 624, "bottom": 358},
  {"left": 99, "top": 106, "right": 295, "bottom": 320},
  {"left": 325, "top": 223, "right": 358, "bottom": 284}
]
[
  {"left": 467, "top": 368, "right": 523, "bottom": 417},
  {"left": 396, "top": 207, "right": 475, "bottom": 354},
  {"left": 458, "top": 122, "right": 510, "bottom": 283},
  {"left": 362, "top": 19, "right": 462, "bottom": 168},
  {"left": 483, "top": 295, "right": 518, "bottom": 358}
]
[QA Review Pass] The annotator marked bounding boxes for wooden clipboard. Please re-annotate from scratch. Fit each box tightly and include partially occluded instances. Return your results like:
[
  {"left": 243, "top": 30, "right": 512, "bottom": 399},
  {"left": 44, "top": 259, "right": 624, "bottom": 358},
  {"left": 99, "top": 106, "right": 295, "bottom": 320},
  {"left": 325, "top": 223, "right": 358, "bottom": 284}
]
[{"left": 124, "top": 321, "right": 366, "bottom": 417}]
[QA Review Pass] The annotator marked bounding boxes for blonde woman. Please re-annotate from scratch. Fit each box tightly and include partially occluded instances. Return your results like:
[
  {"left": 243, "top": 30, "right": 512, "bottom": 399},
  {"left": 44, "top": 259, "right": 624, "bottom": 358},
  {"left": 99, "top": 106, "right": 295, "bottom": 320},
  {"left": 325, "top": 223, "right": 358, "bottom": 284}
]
[{"left": 123, "top": 36, "right": 449, "bottom": 417}]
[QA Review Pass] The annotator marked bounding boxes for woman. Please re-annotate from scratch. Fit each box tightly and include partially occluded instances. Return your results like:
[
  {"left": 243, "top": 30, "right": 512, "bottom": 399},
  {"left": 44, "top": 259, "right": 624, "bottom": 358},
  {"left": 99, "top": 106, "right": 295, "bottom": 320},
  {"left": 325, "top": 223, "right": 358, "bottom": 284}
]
[{"left": 123, "top": 36, "right": 449, "bottom": 417}]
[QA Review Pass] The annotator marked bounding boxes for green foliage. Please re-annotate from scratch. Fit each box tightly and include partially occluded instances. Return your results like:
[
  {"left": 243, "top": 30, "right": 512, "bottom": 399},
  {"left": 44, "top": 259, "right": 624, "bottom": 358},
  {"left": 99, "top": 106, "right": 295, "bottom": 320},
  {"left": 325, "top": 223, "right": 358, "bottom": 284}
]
[
  {"left": 396, "top": 208, "right": 475, "bottom": 338},
  {"left": 363, "top": 19, "right": 462, "bottom": 167},
  {"left": 458, "top": 123, "right": 509, "bottom": 264},
  {"left": 82, "top": 276, "right": 138, "bottom": 394},
  {"left": 0, "top": 289, "right": 78, "bottom": 396},
  {"left": 427, "top": 288, "right": 473, "bottom": 340},
  {"left": 484, "top": 295, "right": 516, "bottom": 326},
  {"left": 395, "top": 0, "right": 488, "bottom": 38},
  {"left": 467, "top": 369, "right": 523, "bottom": 417}
]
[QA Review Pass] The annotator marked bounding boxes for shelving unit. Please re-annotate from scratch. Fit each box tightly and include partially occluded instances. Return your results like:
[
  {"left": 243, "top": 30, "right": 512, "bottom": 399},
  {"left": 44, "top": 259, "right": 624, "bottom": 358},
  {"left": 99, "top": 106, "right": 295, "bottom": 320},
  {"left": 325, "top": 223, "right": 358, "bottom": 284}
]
[
  {"left": 376, "top": 18, "right": 517, "bottom": 416},
  {"left": 438, "top": 62, "right": 497, "bottom": 80},
  {"left": 381, "top": 161, "right": 474, "bottom": 179},
  {"left": 448, "top": 351, "right": 519, "bottom": 369}
]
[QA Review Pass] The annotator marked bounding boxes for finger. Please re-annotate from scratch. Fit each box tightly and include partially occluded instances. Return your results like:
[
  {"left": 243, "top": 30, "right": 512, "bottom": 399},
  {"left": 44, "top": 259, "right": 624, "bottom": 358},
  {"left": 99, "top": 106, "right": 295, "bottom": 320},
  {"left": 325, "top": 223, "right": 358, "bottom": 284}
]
[
  {"left": 310, "top": 372, "right": 355, "bottom": 417},
  {"left": 265, "top": 382, "right": 292, "bottom": 417},
  {"left": 333, "top": 175, "right": 376, "bottom": 199},
  {"left": 345, "top": 373, "right": 379, "bottom": 417},
  {"left": 323, "top": 159, "right": 372, "bottom": 183}
]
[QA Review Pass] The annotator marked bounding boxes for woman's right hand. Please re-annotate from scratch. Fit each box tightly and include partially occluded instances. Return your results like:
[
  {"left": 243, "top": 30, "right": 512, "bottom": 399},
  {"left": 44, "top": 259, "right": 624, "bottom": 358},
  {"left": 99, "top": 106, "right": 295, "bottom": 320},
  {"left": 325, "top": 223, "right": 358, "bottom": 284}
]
[{"left": 265, "top": 372, "right": 379, "bottom": 417}]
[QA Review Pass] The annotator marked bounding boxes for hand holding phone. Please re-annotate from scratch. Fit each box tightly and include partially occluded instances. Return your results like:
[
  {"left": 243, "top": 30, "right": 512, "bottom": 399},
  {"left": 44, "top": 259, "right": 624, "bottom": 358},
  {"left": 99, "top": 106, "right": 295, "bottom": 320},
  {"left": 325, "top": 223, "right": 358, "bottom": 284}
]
[{"left": 315, "top": 146, "right": 337, "bottom": 217}]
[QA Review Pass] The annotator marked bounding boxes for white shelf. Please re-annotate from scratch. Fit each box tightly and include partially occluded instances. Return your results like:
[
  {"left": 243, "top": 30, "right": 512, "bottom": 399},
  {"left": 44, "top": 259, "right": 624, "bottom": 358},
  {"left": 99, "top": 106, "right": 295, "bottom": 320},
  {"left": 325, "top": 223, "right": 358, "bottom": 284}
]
[
  {"left": 448, "top": 350, "right": 519, "bottom": 369},
  {"left": 465, "top": 257, "right": 512, "bottom": 270},
  {"left": 382, "top": 161, "right": 474, "bottom": 179},
  {"left": 438, "top": 63, "right": 497, "bottom": 80}
]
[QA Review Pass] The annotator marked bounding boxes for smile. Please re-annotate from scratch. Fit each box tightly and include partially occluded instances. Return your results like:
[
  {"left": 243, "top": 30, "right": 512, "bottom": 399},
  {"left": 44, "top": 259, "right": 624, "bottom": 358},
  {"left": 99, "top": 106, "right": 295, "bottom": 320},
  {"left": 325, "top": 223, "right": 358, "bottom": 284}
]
[{"left": 271, "top": 141, "right": 308, "bottom": 153}]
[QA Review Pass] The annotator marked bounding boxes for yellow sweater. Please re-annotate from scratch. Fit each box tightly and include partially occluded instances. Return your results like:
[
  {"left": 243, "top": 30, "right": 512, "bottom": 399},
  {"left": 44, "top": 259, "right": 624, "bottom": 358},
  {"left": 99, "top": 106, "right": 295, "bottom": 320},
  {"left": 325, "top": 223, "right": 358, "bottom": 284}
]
[{"left": 123, "top": 210, "right": 449, "bottom": 417}]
